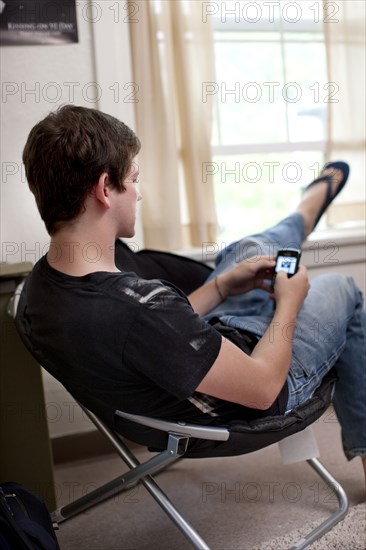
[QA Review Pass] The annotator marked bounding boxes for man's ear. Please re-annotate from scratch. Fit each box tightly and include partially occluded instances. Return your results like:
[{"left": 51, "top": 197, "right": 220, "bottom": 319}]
[{"left": 94, "top": 173, "right": 111, "bottom": 208}]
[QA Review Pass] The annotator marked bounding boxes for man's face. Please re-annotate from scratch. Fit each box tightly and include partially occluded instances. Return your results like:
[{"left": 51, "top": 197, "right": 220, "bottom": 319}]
[{"left": 111, "top": 158, "right": 142, "bottom": 238}]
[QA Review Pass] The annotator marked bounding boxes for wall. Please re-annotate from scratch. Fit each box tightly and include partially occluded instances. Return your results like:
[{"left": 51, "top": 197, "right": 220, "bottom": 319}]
[{"left": 1, "top": 1, "right": 141, "bottom": 264}]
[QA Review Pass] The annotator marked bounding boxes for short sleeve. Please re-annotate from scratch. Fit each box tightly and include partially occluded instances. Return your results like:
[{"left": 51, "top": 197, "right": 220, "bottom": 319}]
[{"left": 123, "top": 280, "right": 222, "bottom": 400}]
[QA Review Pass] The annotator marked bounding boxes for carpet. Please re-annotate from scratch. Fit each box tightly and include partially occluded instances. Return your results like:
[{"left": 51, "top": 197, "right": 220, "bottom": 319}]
[{"left": 254, "top": 502, "right": 366, "bottom": 550}]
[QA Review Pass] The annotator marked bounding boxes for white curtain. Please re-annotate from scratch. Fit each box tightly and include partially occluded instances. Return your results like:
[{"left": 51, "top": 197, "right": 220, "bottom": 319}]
[
  {"left": 323, "top": 0, "right": 366, "bottom": 226},
  {"left": 129, "top": 1, "right": 217, "bottom": 250}
]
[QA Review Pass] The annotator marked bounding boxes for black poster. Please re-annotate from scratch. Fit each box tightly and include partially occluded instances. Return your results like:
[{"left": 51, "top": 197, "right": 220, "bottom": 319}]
[{"left": 0, "top": 1, "right": 78, "bottom": 45}]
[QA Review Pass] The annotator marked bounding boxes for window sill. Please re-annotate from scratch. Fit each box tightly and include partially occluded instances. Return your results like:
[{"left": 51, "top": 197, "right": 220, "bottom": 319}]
[
  {"left": 176, "top": 225, "right": 365, "bottom": 264},
  {"left": 302, "top": 224, "right": 366, "bottom": 269}
]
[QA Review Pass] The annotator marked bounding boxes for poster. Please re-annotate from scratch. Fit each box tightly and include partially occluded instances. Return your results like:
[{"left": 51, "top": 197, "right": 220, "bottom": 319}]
[{"left": 0, "top": 1, "right": 78, "bottom": 45}]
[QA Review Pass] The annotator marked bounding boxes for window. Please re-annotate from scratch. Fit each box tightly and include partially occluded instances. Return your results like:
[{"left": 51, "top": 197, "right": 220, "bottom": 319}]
[{"left": 209, "top": 1, "right": 329, "bottom": 243}]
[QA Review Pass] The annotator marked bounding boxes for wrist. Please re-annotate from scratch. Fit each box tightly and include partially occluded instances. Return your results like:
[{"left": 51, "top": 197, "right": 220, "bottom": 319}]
[
  {"left": 274, "top": 300, "right": 298, "bottom": 321},
  {"left": 214, "top": 276, "right": 227, "bottom": 301}
]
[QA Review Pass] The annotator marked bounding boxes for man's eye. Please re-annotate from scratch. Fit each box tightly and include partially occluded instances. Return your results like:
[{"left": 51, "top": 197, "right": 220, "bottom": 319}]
[{"left": 133, "top": 178, "right": 139, "bottom": 184}]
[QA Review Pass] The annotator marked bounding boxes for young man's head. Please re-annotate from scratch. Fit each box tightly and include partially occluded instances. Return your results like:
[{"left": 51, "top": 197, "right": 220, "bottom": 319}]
[{"left": 23, "top": 105, "right": 141, "bottom": 235}]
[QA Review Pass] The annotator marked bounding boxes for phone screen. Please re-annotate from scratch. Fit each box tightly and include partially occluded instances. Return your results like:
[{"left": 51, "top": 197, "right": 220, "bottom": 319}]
[{"left": 275, "top": 254, "right": 299, "bottom": 276}]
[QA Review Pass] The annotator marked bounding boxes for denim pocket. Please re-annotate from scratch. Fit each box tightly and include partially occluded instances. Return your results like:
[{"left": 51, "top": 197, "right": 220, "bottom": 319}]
[{"left": 290, "top": 355, "right": 311, "bottom": 378}]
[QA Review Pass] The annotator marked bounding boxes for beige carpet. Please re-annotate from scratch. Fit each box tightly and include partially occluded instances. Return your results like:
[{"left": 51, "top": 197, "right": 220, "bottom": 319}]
[
  {"left": 54, "top": 408, "right": 365, "bottom": 549},
  {"left": 254, "top": 502, "right": 366, "bottom": 549}
]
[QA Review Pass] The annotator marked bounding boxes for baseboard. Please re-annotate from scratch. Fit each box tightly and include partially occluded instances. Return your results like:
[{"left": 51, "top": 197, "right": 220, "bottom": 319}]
[{"left": 52, "top": 429, "right": 117, "bottom": 464}]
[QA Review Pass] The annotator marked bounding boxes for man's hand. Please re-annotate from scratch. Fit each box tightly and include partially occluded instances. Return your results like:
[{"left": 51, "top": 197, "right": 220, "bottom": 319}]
[
  {"left": 217, "top": 256, "right": 276, "bottom": 298},
  {"left": 273, "top": 266, "right": 310, "bottom": 315}
]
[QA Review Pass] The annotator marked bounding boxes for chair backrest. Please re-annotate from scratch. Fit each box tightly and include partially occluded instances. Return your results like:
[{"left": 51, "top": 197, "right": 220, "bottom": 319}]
[{"left": 114, "top": 240, "right": 213, "bottom": 294}]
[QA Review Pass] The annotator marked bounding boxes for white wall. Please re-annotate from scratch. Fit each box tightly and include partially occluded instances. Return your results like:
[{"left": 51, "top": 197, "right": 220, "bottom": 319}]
[{"left": 1, "top": 0, "right": 142, "bottom": 267}]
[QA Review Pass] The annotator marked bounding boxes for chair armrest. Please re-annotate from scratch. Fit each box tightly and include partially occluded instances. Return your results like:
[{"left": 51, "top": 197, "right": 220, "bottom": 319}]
[{"left": 115, "top": 411, "right": 230, "bottom": 441}]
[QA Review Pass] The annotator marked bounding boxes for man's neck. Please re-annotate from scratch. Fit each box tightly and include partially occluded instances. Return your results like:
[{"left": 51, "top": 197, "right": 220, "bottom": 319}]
[{"left": 47, "top": 228, "right": 119, "bottom": 277}]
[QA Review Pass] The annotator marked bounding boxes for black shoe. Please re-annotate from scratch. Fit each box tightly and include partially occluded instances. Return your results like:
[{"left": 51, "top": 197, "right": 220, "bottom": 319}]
[{"left": 303, "top": 161, "right": 350, "bottom": 231}]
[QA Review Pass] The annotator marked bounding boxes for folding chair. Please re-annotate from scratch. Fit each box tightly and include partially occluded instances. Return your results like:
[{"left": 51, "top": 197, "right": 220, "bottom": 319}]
[
  {"left": 8, "top": 242, "right": 349, "bottom": 550},
  {"left": 47, "top": 372, "right": 347, "bottom": 550}
]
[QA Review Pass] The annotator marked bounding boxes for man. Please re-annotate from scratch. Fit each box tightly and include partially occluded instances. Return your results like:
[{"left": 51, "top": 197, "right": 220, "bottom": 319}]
[{"left": 17, "top": 105, "right": 365, "bottom": 479}]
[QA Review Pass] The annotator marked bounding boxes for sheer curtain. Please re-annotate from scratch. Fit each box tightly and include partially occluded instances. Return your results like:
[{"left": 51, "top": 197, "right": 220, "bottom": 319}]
[
  {"left": 129, "top": 0, "right": 217, "bottom": 250},
  {"left": 323, "top": 0, "right": 366, "bottom": 226}
]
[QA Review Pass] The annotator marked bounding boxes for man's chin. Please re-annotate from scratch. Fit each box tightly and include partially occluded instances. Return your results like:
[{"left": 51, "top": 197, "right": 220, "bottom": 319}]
[{"left": 118, "top": 229, "right": 135, "bottom": 239}]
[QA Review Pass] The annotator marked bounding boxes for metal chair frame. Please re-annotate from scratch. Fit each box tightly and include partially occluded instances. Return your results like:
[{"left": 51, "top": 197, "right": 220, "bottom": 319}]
[{"left": 52, "top": 405, "right": 349, "bottom": 550}]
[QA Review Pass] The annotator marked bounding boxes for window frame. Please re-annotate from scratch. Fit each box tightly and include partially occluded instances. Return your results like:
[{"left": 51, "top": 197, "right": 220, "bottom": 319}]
[{"left": 211, "top": 14, "right": 327, "bottom": 158}]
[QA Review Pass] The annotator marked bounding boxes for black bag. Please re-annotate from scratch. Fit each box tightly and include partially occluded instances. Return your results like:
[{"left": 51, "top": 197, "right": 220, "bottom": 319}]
[{"left": 0, "top": 482, "right": 60, "bottom": 550}]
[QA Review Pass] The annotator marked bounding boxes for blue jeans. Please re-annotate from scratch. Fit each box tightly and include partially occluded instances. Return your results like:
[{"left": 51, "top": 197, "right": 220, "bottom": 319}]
[{"left": 205, "top": 213, "right": 366, "bottom": 460}]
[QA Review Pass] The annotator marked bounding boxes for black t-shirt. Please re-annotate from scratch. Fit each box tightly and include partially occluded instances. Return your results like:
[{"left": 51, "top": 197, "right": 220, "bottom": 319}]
[{"left": 16, "top": 257, "right": 288, "bottom": 427}]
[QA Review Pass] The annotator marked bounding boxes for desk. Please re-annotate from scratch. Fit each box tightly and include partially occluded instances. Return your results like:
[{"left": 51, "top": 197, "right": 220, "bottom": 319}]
[{"left": 0, "top": 263, "right": 56, "bottom": 511}]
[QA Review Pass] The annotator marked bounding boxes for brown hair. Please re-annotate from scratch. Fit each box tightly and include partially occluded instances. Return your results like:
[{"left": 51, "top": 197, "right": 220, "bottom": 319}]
[{"left": 23, "top": 105, "right": 141, "bottom": 235}]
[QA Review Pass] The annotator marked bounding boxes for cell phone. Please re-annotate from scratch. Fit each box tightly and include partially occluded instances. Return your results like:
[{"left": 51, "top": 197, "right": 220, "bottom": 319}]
[{"left": 274, "top": 248, "right": 301, "bottom": 278}]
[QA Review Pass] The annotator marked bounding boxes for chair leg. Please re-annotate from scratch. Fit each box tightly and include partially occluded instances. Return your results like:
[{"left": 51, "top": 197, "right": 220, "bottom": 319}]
[
  {"left": 289, "top": 457, "right": 349, "bottom": 550},
  {"left": 53, "top": 408, "right": 211, "bottom": 550},
  {"left": 53, "top": 441, "right": 210, "bottom": 549}
]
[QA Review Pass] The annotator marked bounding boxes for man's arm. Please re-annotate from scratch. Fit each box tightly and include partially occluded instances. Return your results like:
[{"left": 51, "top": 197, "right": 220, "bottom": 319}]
[
  {"left": 195, "top": 268, "right": 310, "bottom": 410},
  {"left": 188, "top": 256, "right": 275, "bottom": 316}
]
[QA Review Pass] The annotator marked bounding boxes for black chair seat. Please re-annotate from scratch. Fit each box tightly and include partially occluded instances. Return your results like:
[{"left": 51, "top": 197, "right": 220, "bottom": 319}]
[{"left": 114, "top": 369, "right": 336, "bottom": 458}]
